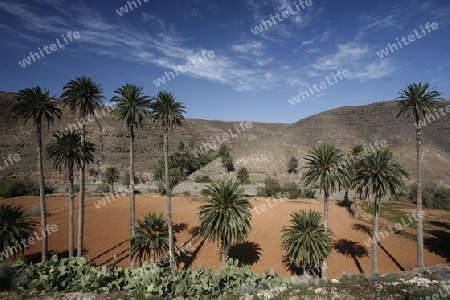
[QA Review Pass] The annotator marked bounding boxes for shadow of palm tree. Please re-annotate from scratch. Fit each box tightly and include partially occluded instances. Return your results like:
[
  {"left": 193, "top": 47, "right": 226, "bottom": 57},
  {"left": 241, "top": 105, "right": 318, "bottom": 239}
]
[
  {"left": 281, "top": 255, "right": 322, "bottom": 277},
  {"left": 332, "top": 238, "right": 368, "bottom": 273},
  {"left": 180, "top": 237, "right": 206, "bottom": 269},
  {"left": 173, "top": 222, "right": 188, "bottom": 233},
  {"left": 425, "top": 230, "right": 450, "bottom": 262},
  {"left": 351, "top": 223, "right": 405, "bottom": 271},
  {"left": 428, "top": 221, "right": 450, "bottom": 230},
  {"left": 91, "top": 239, "right": 128, "bottom": 262},
  {"left": 188, "top": 225, "right": 201, "bottom": 237},
  {"left": 229, "top": 241, "right": 262, "bottom": 266}
]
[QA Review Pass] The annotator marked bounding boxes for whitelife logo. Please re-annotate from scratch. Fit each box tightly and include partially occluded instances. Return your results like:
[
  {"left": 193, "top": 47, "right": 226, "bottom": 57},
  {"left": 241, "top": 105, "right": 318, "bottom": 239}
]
[
  {"left": 18, "top": 31, "right": 81, "bottom": 68},
  {"left": 376, "top": 22, "right": 438, "bottom": 58}
]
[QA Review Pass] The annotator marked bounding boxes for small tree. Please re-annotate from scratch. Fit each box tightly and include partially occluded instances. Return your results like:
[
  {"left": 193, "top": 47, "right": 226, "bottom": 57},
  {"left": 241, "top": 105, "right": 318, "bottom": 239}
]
[
  {"left": 104, "top": 167, "right": 120, "bottom": 196},
  {"left": 130, "top": 213, "right": 173, "bottom": 264},
  {"left": 287, "top": 156, "right": 299, "bottom": 174},
  {"left": 218, "top": 144, "right": 231, "bottom": 157},
  {"left": 221, "top": 154, "right": 234, "bottom": 172},
  {"left": 281, "top": 210, "right": 331, "bottom": 278},
  {"left": 236, "top": 167, "right": 250, "bottom": 185}
]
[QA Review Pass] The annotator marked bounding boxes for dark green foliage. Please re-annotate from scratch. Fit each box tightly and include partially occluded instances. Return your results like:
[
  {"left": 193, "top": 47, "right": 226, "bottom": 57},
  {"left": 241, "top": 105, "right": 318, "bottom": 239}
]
[
  {"left": 236, "top": 167, "right": 250, "bottom": 185},
  {"left": 95, "top": 184, "right": 110, "bottom": 193},
  {"left": 121, "top": 172, "right": 139, "bottom": 186},
  {"left": 64, "top": 184, "right": 80, "bottom": 193},
  {"left": 218, "top": 144, "right": 231, "bottom": 157},
  {"left": 287, "top": 157, "right": 298, "bottom": 174},
  {"left": 195, "top": 175, "right": 212, "bottom": 183},
  {"left": 0, "top": 203, "right": 37, "bottom": 259},
  {"left": 0, "top": 179, "right": 54, "bottom": 198},
  {"left": 281, "top": 210, "right": 331, "bottom": 273},
  {"left": 9, "top": 255, "right": 288, "bottom": 297},
  {"left": 409, "top": 182, "right": 450, "bottom": 210},
  {"left": 282, "top": 182, "right": 300, "bottom": 199}
]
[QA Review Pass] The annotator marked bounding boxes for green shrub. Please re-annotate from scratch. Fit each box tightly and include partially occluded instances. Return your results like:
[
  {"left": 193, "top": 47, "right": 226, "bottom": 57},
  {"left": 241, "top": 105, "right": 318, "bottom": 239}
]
[
  {"left": 13, "top": 255, "right": 290, "bottom": 298},
  {"left": 95, "top": 183, "right": 110, "bottom": 193},
  {"left": 195, "top": 175, "right": 212, "bottom": 183},
  {"left": 408, "top": 182, "right": 450, "bottom": 210},
  {"left": 263, "top": 177, "right": 281, "bottom": 197},
  {"left": 0, "top": 179, "right": 54, "bottom": 198},
  {"left": 183, "top": 191, "right": 191, "bottom": 197},
  {"left": 301, "top": 188, "right": 316, "bottom": 199},
  {"left": 64, "top": 184, "right": 80, "bottom": 193},
  {"left": 282, "top": 182, "right": 300, "bottom": 199}
]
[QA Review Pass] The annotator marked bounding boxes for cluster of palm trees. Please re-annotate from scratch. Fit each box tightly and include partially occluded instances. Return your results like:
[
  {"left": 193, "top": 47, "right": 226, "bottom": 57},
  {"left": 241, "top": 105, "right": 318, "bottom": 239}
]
[
  {"left": 7, "top": 80, "right": 442, "bottom": 280},
  {"left": 11, "top": 77, "right": 185, "bottom": 272}
]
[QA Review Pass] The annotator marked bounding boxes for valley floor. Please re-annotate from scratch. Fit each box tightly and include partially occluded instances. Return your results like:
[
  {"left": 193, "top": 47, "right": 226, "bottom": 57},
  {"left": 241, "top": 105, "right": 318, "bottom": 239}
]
[{"left": 0, "top": 195, "right": 448, "bottom": 279}]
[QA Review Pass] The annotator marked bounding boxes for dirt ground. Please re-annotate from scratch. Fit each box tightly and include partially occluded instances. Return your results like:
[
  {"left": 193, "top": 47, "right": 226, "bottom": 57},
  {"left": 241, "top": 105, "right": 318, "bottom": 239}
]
[{"left": 0, "top": 195, "right": 447, "bottom": 279}]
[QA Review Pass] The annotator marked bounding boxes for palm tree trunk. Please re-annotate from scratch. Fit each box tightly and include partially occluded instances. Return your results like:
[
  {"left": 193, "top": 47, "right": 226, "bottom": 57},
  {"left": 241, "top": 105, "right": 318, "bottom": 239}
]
[
  {"left": 221, "top": 240, "right": 230, "bottom": 264},
  {"left": 353, "top": 190, "right": 359, "bottom": 218},
  {"left": 68, "top": 169, "right": 74, "bottom": 258},
  {"left": 164, "top": 131, "right": 175, "bottom": 272},
  {"left": 37, "top": 123, "right": 48, "bottom": 262},
  {"left": 130, "top": 125, "right": 136, "bottom": 269},
  {"left": 322, "top": 189, "right": 329, "bottom": 280},
  {"left": 416, "top": 125, "right": 424, "bottom": 267},
  {"left": 77, "top": 124, "right": 86, "bottom": 257},
  {"left": 371, "top": 195, "right": 380, "bottom": 275}
]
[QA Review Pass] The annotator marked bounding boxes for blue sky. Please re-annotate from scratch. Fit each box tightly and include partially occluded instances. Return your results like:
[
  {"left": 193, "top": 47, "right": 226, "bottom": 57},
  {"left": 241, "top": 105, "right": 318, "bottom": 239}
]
[{"left": 0, "top": 0, "right": 449, "bottom": 124}]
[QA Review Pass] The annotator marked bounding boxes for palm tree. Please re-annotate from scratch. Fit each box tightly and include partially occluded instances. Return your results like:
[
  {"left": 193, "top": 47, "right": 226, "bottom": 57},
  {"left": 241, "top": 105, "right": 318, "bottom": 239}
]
[
  {"left": 281, "top": 210, "right": 331, "bottom": 278},
  {"left": 199, "top": 180, "right": 253, "bottom": 263},
  {"left": 130, "top": 212, "right": 173, "bottom": 264},
  {"left": 302, "top": 144, "right": 346, "bottom": 279},
  {"left": 396, "top": 82, "right": 442, "bottom": 267},
  {"left": 350, "top": 145, "right": 364, "bottom": 218},
  {"left": 353, "top": 149, "right": 409, "bottom": 274},
  {"left": 61, "top": 76, "right": 104, "bottom": 258},
  {"left": 11, "top": 86, "right": 61, "bottom": 262},
  {"left": 221, "top": 154, "right": 234, "bottom": 172},
  {"left": 287, "top": 156, "right": 299, "bottom": 174},
  {"left": 46, "top": 130, "right": 95, "bottom": 257},
  {"left": 104, "top": 167, "right": 120, "bottom": 196},
  {"left": 110, "top": 83, "right": 152, "bottom": 269},
  {"left": 236, "top": 167, "right": 250, "bottom": 185},
  {"left": 0, "top": 203, "right": 37, "bottom": 260},
  {"left": 150, "top": 91, "right": 186, "bottom": 272}
]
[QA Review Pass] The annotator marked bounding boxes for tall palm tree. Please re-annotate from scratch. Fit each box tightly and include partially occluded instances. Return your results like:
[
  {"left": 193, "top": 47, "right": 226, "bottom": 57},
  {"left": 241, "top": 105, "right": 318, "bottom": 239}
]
[
  {"left": 110, "top": 83, "right": 152, "bottom": 268},
  {"left": 350, "top": 145, "right": 364, "bottom": 218},
  {"left": 0, "top": 203, "right": 37, "bottom": 259},
  {"left": 61, "top": 76, "right": 104, "bottom": 258},
  {"left": 130, "top": 212, "right": 173, "bottom": 264},
  {"left": 396, "top": 82, "right": 442, "bottom": 267},
  {"left": 199, "top": 180, "right": 253, "bottom": 263},
  {"left": 281, "top": 210, "right": 331, "bottom": 278},
  {"left": 150, "top": 91, "right": 186, "bottom": 272},
  {"left": 353, "top": 149, "right": 409, "bottom": 274},
  {"left": 11, "top": 86, "right": 61, "bottom": 262},
  {"left": 45, "top": 130, "right": 95, "bottom": 257},
  {"left": 302, "top": 144, "right": 346, "bottom": 279},
  {"left": 104, "top": 167, "right": 120, "bottom": 196}
]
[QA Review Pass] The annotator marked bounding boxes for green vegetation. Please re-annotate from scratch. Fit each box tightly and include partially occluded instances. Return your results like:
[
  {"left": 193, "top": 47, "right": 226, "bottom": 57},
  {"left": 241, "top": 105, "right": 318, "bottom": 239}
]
[
  {"left": 103, "top": 167, "right": 120, "bottom": 195},
  {"left": 0, "top": 178, "right": 54, "bottom": 198},
  {"left": 130, "top": 213, "right": 172, "bottom": 264},
  {"left": 199, "top": 180, "right": 253, "bottom": 263},
  {"left": 0, "top": 203, "right": 37, "bottom": 258},
  {"left": 287, "top": 156, "right": 298, "bottom": 174},
  {"left": 353, "top": 149, "right": 409, "bottom": 275},
  {"left": 236, "top": 167, "right": 250, "bottom": 185},
  {"left": 408, "top": 182, "right": 450, "bottom": 210},
  {"left": 194, "top": 175, "right": 212, "bottom": 183},
  {"left": 281, "top": 210, "right": 331, "bottom": 277},
  {"left": 96, "top": 184, "right": 111, "bottom": 193}
]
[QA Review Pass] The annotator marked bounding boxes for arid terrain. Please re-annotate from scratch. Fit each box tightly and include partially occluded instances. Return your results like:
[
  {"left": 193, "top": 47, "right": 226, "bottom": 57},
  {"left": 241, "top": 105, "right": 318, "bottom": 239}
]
[{"left": 1, "top": 195, "right": 448, "bottom": 279}]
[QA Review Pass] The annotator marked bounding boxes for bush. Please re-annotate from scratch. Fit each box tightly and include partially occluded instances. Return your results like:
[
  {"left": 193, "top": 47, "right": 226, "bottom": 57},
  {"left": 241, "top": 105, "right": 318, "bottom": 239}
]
[
  {"left": 408, "top": 182, "right": 450, "bottom": 210},
  {"left": 301, "top": 188, "right": 316, "bottom": 199},
  {"left": 183, "top": 191, "right": 191, "bottom": 197},
  {"left": 0, "top": 179, "right": 54, "bottom": 198},
  {"left": 282, "top": 182, "right": 300, "bottom": 199},
  {"left": 194, "top": 175, "right": 212, "bottom": 183},
  {"left": 263, "top": 177, "right": 281, "bottom": 197},
  {"left": 95, "top": 183, "right": 110, "bottom": 193},
  {"left": 64, "top": 184, "right": 80, "bottom": 193},
  {"left": 11, "top": 255, "right": 290, "bottom": 298}
]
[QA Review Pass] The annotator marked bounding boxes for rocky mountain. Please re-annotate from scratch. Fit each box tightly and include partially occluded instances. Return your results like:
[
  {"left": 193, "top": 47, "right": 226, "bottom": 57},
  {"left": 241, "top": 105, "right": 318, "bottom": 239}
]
[{"left": 1, "top": 91, "right": 449, "bottom": 187}]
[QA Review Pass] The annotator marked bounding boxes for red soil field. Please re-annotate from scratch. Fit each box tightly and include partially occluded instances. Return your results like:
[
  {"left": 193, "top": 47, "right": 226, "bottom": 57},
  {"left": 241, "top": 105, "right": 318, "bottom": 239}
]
[{"left": 1, "top": 195, "right": 446, "bottom": 279}]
